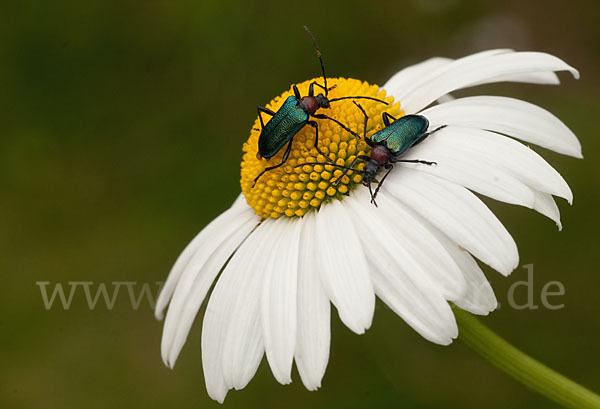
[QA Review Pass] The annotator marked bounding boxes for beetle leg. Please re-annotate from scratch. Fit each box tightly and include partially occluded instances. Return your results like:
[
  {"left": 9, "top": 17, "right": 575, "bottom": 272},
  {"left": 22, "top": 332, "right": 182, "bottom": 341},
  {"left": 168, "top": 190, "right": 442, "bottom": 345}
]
[
  {"left": 412, "top": 124, "right": 447, "bottom": 147},
  {"left": 306, "top": 121, "right": 329, "bottom": 159},
  {"left": 352, "top": 101, "right": 369, "bottom": 140},
  {"left": 382, "top": 112, "right": 398, "bottom": 127},
  {"left": 429, "top": 124, "right": 448, "bottom": 135},
  {"left": 293, "top": 84, "right": 302, "bottom": 99},
  {"left": 371, "top": 164, "right": 394, "bottom": 206},
  {"left": 310, "top": 82, "right": 336, "bottom": 94},
  {"left": 257, "top": 106, "right": 276, "bottom": 130},
  {"left": 368, "top": 183, "right": 377, "bottom": 207},
  {"left": 393, "top": 158, "right": 437, "bottom": 166},
  {"left": 308, "top": 82, "right": 335, "bottom": 97},
  {"left": 293, "top": 161, "right": 364, "bottom": 176},
  {"left": 312, "top": 113, "right": 361, "bottom": 139},
  {"left": 252, "top": 138, "right": 294, "bottom": 187},
  {"left": 330, "top": 154, "right": 368, "bottom": 186}
]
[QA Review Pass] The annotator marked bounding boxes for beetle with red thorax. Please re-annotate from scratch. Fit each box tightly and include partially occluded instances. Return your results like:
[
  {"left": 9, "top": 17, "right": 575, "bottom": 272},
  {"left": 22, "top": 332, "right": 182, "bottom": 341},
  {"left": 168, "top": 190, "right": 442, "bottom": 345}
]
[
  {"left": 299, "top": 91, "right": 329, "bottom": 114},
  {"left": 335, "top": 102, "right": 446, "bottom": 206},
  {"left": 252, "top": 26, "right": 389, "bottom": 187},
  {"left": 297, "top": 102, "right": 447, "bottom": 206}
]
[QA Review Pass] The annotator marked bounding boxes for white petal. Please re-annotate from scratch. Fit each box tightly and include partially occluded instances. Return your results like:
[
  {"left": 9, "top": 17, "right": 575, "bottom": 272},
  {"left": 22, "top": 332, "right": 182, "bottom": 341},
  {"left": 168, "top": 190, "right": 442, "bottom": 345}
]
[
  {"left": 315, "top": 200, "right": 375, "bottom": 334},
  {"left": 221, "top": 220, "right": 283, "bottom": 391},
  {"left": 295, "top": 212, "right": 330, "bottom": 391},
  {"left": 396, "top": 51, "right": 578, "bottom": 113},
  {"left": 161, "top": 208, "right": 259, "bottom": 367},
  {"left": 155, "top": 195, "right": 252, "bottom": 320},
  {"left": 383, "top": 57, "right": 452, "bottom": 99},
  {"left": 262, "top": 218, "right": 302, "bottom": 385},
  {"left": 372, "top": 192, "right": 496, "bottom": 315},
  {"left": 405, "top": 207, "right": 498, "bottom": 315},
  {"left": 403, "top": 126, "right": 573, "bottom": 203},
  {"left": 385, "top": 168, "right": 519, "bottom": 276},
  {"left": 451, "top": 251, "right": 498, "bottom": 315},
  {"left": 422, "top": 96, "right": 582, "bottom": 158},
  {"left": 533, "top": 191, "right": 562, "bottom": 231},
  {"left": 231, "top": 193, "right": 249, "bottom": 207},
  {"left": 370, "top": 265, "right": 457, "bottom": 344},
  {"left": 384, "top": 49, "right": 511, "bottom": 97},
  {"left": 202, "top": 220, "right": 273, "bottom": 402},
  {"left": 470, "top": 70, "right": 560, "bottom": 86},
  {"left": 383, "top": 51, "right": 563, "bottom": 107},
  {"left": 347, "top": 189, "right": 458, "bottom": 344},
  {"left": 399, "top": 127, "right": 537, "bottom": 209},
  {"left": 345, "top": 189, "right": 467, "bottom": 301}
]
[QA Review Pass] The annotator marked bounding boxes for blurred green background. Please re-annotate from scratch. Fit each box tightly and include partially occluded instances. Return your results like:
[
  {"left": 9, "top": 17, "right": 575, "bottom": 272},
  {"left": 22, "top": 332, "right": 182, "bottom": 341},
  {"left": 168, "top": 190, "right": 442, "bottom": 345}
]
[{"left": 2, "top": 0, "right": 599, "bottom": 408}]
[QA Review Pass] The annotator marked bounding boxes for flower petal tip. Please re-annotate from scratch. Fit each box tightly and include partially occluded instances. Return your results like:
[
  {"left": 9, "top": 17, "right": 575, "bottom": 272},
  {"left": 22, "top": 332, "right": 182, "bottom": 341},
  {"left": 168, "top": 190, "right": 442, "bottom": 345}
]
[
  {"left": 499, "top": 261, "right": 519, "bottom": 277},
  {"left": 346, "top": 320, "right": 372, "bottom": 335},
  {"left": 160, "top": 342, "right": 179, "bottom": 369},
  {"left": 570, "top": 67, "right": 581, "bottom": 80},
  {"left": 271, "top": 370, "right": 293, "bottom": 386},
  {"left": 439, "top": 335, "right": 456, "bottom": 346},
  {"left": 303, "top": 382, "right": 322, "bottom": 392},
  {"left": 161, "top": 355, "right": 173, "bottom": 369},
  {"left": 208, "top": 390, "right": 227, "bottom": 404}
]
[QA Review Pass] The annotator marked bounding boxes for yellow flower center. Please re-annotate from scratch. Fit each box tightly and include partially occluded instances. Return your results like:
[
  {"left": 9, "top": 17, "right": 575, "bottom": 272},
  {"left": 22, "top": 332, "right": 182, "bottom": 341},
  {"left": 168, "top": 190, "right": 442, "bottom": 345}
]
[{"left": 241, "top": 77, "right": 402, "bottom": 219}]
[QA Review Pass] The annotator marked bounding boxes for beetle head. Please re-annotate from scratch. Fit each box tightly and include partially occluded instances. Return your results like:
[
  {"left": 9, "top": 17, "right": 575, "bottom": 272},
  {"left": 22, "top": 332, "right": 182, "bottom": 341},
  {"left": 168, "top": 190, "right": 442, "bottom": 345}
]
[
  {"left": 362, "top": 161, "right": 380, "bottom": 187},
  {"left": 315, "top": 93, "right": 330, "bottom": 109}
]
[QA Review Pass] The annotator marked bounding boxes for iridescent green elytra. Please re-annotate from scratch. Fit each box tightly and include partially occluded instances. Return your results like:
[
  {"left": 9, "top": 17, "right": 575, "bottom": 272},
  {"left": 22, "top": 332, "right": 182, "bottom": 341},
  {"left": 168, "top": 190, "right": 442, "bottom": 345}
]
[
  {"left": 370, "top": 114, "right": 430, "bottom": 155},
  {"left": 251, "top": 26, "right": 389, "bottom": 187},
  {"left": 297, "top": 103, "right": 446, "bottom": 206},
  {"left": 348, "top": 106, "right": 446, "bottom": 206},
  {"left": 258, "top": 95, "right": 309, "bottom": 159}
]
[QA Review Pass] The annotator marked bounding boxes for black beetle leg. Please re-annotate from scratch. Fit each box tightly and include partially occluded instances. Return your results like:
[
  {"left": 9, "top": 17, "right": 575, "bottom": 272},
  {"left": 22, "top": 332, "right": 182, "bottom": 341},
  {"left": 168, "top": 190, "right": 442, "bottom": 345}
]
[
  {"left": 306, "top": 121, "right": 329, "bottom": 158},
  {"left": 331, "top": 154, "right": 369, "bottom": 186},
  {"left": 393, "top": 158, "right": 437, "bottom": 166},
  {"left": 382, "top": 112, "right": 397, "bottom": 127},
  {"left": 352, "top": 101, "right": 369, "bottom": 140},
  {"left": 371, "top": 163, "right": 393, "bottom": 205},
  {"left": 368, "top": 183, "right": 377, "bottom": 207},
  {"left": 412, "top": 124, "right": 447, "bottom": 147},
  {"left": 252, "top": 138, "right": 294, "bottom": 187},
  {"left": 312, "top": 113, "right": 361, "bottom": 139},
  {"left": 293, "top": 84, "right": 302, "bottom": 99},
  {"left": 257, "top": 106, "right": 276, "bottom": 130},
  {"left": 310, "top": 81, "right": 335, "bottom": 94}
]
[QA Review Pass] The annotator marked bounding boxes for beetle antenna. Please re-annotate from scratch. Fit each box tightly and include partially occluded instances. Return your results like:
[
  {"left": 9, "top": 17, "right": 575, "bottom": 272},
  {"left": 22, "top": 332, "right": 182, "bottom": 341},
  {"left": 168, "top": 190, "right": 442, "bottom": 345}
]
[
  {"left": 294, "top": 161, "right": 365, "bottom": 185},
  {"left": 329, "top": 96, "right": 389, "bottom": 105},
  {"left": 368, "top": 183, "right": 377, "bottom": 207},
  {"left": 303, "top": 26, "right": 328, "bottom": 97},
  {"left": 293, "top": 161, "right": 364, "bottom": 174}
]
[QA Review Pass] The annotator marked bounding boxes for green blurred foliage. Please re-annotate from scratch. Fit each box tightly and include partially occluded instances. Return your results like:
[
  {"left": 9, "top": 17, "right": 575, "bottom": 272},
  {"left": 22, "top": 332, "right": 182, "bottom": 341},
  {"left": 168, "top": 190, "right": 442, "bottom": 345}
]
[{"left": 1, "top": 0, "right": 599, "bottom": 408}]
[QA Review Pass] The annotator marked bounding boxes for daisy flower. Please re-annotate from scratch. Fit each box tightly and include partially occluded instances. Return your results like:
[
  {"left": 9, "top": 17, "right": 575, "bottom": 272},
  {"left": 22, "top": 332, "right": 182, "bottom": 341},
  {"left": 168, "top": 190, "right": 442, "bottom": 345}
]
[{"left": 155, "top": 49, "right": 581, "bottom": 402}]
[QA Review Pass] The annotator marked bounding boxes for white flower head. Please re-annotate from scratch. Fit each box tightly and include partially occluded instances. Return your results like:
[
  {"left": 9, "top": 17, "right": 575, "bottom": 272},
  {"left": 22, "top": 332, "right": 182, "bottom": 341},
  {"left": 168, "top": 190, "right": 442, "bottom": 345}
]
[{"left": 155, "top": 49, "right": 580, "bottom": 402}]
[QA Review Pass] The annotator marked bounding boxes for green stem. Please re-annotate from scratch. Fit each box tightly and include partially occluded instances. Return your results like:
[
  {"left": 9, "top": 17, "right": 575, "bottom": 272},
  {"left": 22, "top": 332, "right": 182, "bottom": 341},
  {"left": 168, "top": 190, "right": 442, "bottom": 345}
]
[{"left": 454, "top": 308, "right": 600, "bottom": 409}]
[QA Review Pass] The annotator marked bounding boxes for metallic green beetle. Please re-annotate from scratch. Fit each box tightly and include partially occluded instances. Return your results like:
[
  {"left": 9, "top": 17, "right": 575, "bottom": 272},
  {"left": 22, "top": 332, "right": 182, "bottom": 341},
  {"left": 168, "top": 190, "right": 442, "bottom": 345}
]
[
  {"left": 252, "top": 26, "right": 388, "bottom": 187},
  {"left": 299, "top": 102, "right": 447, "bottom": 206}
]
